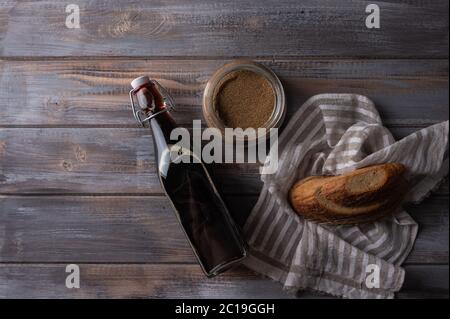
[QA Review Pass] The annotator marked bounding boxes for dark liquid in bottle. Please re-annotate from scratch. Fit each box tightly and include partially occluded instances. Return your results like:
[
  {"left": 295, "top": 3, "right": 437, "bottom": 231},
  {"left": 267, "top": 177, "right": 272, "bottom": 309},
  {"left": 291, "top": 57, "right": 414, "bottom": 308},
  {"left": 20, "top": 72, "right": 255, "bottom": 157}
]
[
  {"left": 162, "top": 161, "right": 245, "bottom": 274},
  {"left": 133, "top": 79, "right": 246, "bottom": 276}
]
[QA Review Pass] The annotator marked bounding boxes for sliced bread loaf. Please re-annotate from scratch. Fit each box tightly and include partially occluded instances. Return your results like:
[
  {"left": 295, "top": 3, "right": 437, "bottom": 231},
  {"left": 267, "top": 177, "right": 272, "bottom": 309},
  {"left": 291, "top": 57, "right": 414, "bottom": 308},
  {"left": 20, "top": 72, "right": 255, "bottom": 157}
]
[{"left": 288, "top": 163, "right": 407, "bottom": 225}]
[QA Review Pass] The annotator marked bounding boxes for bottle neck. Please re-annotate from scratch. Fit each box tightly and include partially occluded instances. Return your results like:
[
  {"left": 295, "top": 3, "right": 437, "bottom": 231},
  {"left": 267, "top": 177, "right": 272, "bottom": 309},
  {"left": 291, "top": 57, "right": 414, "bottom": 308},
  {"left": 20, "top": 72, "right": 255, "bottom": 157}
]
[{"left": 137, "top": 82, "right": 177, "bottom": 141}]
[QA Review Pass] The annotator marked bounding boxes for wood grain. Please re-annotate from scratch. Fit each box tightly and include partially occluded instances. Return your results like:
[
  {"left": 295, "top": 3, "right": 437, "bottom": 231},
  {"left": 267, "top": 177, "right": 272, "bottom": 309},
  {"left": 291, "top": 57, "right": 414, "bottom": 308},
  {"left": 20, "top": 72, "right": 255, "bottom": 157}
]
[
  {"left": 0, "top": 59, "right": 448, "bottom": 126},
  {"left": 0, "top": 128, "right": 161, "bottom": 194},
  {"left": 0, "top": 264, "right": 447, "bottom": 299},
  {"left": 0, "top": 0, "right": 448, "bottom": 300},
  {"left": 0, "top": 195, "right": 447, "bottom": 264},
  {"left": 0, "top": 128, "right": 447, "bottom": 195},
  {"left": 0, "top": 0, "right": 448, "bottom": 58},
  {"left": 0, "top": 127, "right": 268, "bottom": 195}
]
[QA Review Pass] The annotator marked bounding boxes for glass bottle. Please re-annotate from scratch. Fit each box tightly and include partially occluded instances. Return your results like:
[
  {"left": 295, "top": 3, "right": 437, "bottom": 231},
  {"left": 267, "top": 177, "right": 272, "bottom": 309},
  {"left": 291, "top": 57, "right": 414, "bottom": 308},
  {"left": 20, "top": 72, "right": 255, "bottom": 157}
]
[{"left": 129, "top": 76, "right": 247, "bottom": 277}]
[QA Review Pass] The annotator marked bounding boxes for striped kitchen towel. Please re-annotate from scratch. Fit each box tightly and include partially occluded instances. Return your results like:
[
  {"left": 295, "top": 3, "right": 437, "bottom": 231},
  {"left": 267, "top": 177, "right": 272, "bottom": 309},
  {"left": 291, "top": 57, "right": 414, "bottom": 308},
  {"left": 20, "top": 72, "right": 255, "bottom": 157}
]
[{"left": 243, "top": 94, "right": 449, "bottom": 299}]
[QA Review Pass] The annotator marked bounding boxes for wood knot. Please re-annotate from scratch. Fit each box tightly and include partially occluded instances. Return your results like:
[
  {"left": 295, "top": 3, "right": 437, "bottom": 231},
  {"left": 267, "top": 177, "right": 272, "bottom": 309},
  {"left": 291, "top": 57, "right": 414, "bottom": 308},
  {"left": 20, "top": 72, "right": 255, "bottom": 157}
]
[
  {"left": 109, "top": 12, "right": 138, "bottom": 38},
  {"left": 0, "top": 141, "right": 6, "bottom": 155},
  {"left": 74, "top": 146, "right": 87, "bottom": 162},
  {"left": 62, "top": 160, "right": 73, "bottom": 171},
  {"left": 104, "top": 11, "right": 169, "bottom": 39},
  {"left": 245, "top": 16, "right": 264, "bottom": 31},
  {"left": 45, "top": 96, "right": 68, "bottom": 115}
]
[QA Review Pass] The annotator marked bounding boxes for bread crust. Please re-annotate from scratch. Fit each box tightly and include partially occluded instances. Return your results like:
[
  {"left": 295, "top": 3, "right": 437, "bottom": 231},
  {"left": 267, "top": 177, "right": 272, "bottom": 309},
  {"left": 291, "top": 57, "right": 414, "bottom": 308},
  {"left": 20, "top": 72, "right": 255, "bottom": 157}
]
[{"left": 288, "top": 163, "right": 407, "bottom": 225}]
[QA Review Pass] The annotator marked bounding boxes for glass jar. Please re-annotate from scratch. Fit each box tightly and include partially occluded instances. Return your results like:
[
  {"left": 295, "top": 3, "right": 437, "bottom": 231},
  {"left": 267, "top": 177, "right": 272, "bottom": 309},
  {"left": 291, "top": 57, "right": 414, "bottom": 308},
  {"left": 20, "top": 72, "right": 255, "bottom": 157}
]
[{"left": 202, "top": 60, "right": 286, "bottom": 142}]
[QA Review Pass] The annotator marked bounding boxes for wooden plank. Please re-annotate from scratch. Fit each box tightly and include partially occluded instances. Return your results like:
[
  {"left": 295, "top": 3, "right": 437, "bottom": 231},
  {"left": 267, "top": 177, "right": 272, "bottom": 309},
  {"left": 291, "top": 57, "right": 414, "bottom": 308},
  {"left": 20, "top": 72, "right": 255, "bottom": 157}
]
[
  {"left": 0, "top": 195, "right": 447, "bottom": 264},
  {"left": 0, "top": 59, "right": 448, "bottom": 126},
  {"left": 0, "top": 1, "right": 448, "bottom": 58},
  {"left": 0, "top": 128, "right": 447, "bottom": 195},
  {"left": 0, "top": 127, "right": 271, "bottom": 195},
  {"left": 405, "top": 196, "right": 449, "bottom": 264},
  {"left": 400, "top": 265, "right": 449, "bottom": 299},
  {"left": 0, "top": 264, "right": 447, "bottom": 298},
  {"left": 0, "top": 128, "right": 161, "bottom": 194},
  {"left": 0, "top": 196, "right": 194, "bottom": 263}
]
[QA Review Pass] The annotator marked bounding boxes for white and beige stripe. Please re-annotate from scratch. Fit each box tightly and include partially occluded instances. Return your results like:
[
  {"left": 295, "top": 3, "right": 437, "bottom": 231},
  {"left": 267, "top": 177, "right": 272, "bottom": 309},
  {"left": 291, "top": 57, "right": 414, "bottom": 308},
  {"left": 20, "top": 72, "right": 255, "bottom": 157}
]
[{"left": 244, "top": 94, "right": 449, "bottom": 299}]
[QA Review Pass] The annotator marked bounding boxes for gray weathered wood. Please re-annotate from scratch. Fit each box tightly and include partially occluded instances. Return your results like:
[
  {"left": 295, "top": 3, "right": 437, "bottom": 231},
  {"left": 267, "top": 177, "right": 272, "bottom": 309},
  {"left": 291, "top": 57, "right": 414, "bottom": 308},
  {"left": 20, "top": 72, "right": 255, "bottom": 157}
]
[
  {"left": 0, "top": 195, "right": 447, "bottom": 264},
  {"left": 0, "top": 1, "right": 448, "bottom": 300},
  {"left": 0, "top": 128, "right": 161, "bottom": 194},
  {"left": 0, "top": 128, "right": 266, "bottom": 194},
  {"left": 0, "top": 264, "right": 447, "bottom": 298},
  {"left": 0, "top": 128, "right": 447, "bottom": 195},
  {"left": 405, "top": 196, "right": 449, "bottom": 264},
  {"left": 400, "top": 265, "right": 449, "bottom": 299},
  {"left": 0, "top": 59, "right": 448, "bottom": 126},
  {"left": 0, "top": 0, "right": 448, "bottom": 58}
]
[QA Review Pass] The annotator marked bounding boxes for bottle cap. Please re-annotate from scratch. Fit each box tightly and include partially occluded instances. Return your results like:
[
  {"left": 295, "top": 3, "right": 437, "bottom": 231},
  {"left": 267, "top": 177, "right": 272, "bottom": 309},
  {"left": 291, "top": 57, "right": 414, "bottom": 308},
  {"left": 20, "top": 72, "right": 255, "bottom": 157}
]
[{"left": 131, "top": 76, "right": 150, "bottom": 89}]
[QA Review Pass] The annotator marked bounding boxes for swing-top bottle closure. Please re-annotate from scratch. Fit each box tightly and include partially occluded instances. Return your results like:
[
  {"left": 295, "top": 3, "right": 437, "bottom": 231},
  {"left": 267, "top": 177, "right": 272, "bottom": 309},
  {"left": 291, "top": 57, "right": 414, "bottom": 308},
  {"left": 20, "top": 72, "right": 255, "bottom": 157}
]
[{"left": 129, "top": 76, "right": 175, "bottom": 127}]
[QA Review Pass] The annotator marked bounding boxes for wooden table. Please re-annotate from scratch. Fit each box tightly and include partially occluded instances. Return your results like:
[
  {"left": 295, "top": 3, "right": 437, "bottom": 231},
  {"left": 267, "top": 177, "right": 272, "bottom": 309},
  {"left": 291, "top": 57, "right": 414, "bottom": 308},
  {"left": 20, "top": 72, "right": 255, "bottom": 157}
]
[{"left": 0, "top": 0, "right": 448, "bottom": 299}]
